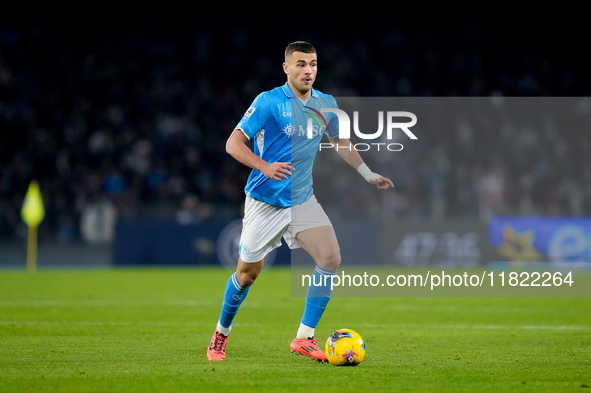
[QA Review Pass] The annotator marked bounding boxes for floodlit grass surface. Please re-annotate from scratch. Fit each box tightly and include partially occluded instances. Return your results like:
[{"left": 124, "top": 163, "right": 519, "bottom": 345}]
[{"left": 0, "top": 267, "right": 590, "bottom": 392}]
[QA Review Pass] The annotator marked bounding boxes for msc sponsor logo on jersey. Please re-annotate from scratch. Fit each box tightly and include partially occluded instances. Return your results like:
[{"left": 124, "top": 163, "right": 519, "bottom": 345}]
[
  {"left": 282, "top": 125, "right": 296, "bottom": 137},
  {"left": 282, "top": 124, "right": 324, "bottom": 138}
]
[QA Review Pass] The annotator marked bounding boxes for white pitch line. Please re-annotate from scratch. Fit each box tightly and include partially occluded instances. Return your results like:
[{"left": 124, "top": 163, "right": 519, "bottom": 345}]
[
  {"left": 356, "top": 323, "right": 588, "bottom": 331},
  {"left": 382, "top": 303, "right": 588, "bottom": 315},
  {"left": 0, "top": 320, "right": 207, "bottom": 327},
  {"left": 0, "top": 320, "right": 587, "bottom": 331},
  {"left": 0, "top": 299, "right": 211, "bottom": 307}
]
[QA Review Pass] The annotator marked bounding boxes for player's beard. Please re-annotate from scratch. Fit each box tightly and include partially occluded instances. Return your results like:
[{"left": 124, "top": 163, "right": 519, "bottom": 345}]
[
  {"left": 293, "top": 78, "right": 314, "bottom": 96},
  {"left": 296, "top": 86, "right": 311, "bottom": 96}
]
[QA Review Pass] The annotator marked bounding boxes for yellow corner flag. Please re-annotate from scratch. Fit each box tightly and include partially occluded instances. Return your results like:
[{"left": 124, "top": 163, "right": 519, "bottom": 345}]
[{"left": 21, "top": 180, "right": 45, "bottom": 271}]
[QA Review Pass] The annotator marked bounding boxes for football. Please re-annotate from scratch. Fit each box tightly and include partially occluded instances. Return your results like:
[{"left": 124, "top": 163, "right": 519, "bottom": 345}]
[{"left": 324, "top": 328, "right": 366, "bottom": 366}]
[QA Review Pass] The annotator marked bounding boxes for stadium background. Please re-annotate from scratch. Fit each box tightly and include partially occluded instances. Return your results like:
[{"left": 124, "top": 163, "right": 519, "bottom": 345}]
[{"left": 1, "top": 23, "right": 590, "bottom": 267}]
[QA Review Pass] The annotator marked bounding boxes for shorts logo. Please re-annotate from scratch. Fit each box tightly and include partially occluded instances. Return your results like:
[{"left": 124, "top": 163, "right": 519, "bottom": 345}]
[
  {"left": 241, "top": 244, "right": 251, "bottom": 255},
  {"left": 244, "top": 106, "right": 256, "bottom": 117}
]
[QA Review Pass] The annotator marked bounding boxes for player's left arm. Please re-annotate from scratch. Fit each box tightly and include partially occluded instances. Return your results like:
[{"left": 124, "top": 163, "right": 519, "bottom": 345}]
[{"left": 327, "top": 135, "right": 394, "bottom": 190}]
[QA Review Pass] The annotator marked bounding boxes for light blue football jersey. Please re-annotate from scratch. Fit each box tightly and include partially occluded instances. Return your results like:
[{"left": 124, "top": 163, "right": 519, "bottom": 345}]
[{"left": 235, "top": 82, "right": 339, "bottom": 207}]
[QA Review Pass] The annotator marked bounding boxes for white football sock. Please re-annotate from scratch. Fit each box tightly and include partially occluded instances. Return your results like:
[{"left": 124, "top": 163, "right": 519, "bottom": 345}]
[
  {"left": 216, "top": 321, "right": 231, "bottom": 336},
  {"left": 296, "top": 322, "right": 315, "bottom": 339}
]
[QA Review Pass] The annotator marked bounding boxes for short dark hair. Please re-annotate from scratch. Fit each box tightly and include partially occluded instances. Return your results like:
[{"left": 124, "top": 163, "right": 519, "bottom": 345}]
[{"left": 285, "top": 41, "right": 316, "bottom": 59}]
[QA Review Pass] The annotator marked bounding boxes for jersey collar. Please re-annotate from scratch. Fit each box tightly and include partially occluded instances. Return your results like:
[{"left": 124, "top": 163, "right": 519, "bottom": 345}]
[{"left": 282, "top": 82, "right": 318, "bottom": 99}]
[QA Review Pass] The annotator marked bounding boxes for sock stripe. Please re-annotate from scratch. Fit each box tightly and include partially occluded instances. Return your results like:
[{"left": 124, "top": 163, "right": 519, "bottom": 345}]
[
  {"left": 314, "top": 266, "right": 337, "bottom": 276},
  {"left": 231, "top": 273, "right": 244, "bottom": 291},
  {"left": 218, "top": 273, "right": 250, "bottom": 328}
]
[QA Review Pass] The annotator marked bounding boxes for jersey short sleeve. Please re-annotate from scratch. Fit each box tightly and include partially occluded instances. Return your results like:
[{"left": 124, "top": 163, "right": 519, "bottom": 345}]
[{"left": 236, "top": 93, "right": 270, "bottom": 140}]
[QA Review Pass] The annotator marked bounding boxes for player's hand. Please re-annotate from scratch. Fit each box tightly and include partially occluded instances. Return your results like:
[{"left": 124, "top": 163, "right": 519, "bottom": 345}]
[
  {"left": 376, "top": 176, "right": 394, "bottom": 190},
  {"left": 262, "top": 162, "right": 295, "bottom": 181}
]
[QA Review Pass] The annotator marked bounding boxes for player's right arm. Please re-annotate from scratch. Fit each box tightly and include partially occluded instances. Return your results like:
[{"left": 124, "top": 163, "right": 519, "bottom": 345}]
[{"left": 226, "top": 130, "right": 294, "bottom": 182}]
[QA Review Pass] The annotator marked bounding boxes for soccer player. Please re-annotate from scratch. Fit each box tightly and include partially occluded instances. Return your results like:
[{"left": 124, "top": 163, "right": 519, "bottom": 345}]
[{"left": 207, "top": 41, "right": 393, "bottom": 362}]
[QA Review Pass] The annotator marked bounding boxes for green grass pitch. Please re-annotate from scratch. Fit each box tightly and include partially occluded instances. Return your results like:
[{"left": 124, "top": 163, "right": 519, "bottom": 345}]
[{"left": 0, "top": 267, "right": 589, "bottom": 392}]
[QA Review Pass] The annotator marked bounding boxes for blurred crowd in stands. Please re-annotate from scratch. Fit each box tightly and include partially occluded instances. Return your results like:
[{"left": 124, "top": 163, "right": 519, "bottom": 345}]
[{"left": 1, "top": 24, "right": 590, "bottom": 243}]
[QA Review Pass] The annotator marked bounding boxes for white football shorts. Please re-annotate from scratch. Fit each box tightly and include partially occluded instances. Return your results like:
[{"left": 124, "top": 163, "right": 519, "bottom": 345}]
[{"left": 238, "top": 195, "right": 332, "bottom": 263}]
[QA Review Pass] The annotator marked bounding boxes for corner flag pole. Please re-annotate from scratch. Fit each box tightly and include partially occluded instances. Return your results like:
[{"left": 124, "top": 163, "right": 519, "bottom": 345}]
[
  {"left": 26, "top": 225, "right": 38, "bottom": 271},
  {"left": 21, "top": 180, "right": 45, "bottom": 272}
]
